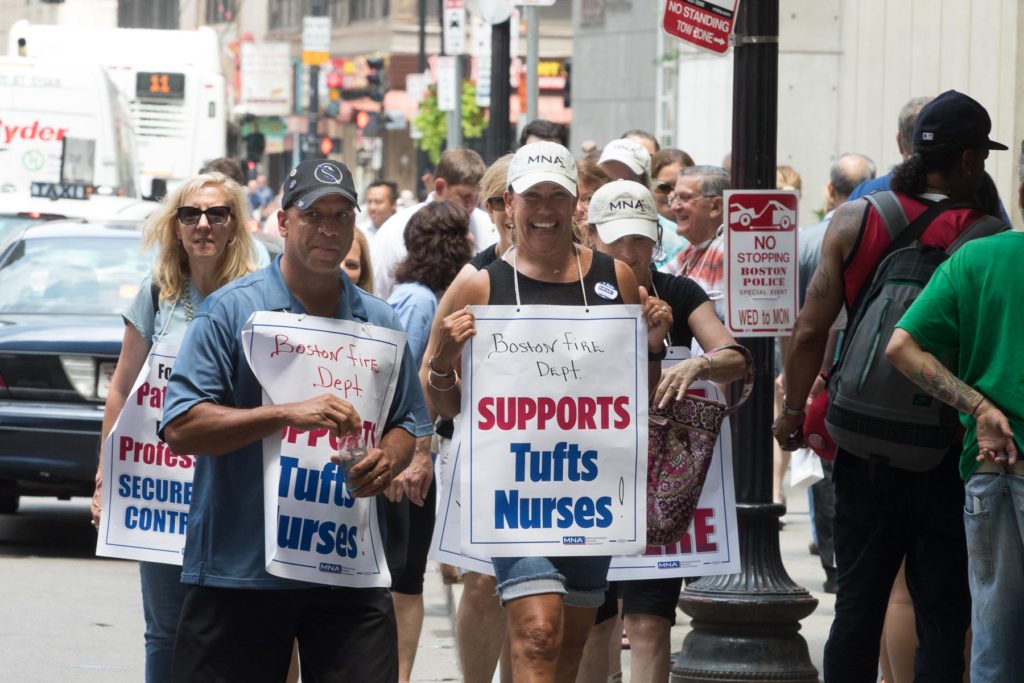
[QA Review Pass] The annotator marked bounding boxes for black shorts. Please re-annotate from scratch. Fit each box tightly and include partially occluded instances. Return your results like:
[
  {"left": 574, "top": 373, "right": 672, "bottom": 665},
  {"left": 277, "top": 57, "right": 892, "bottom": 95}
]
[
  {"left": 171, "top": 584, "right": 397, "bottom": 683},
  {"left": 594, "top": 577, "right": 684, "bottom": 625}
]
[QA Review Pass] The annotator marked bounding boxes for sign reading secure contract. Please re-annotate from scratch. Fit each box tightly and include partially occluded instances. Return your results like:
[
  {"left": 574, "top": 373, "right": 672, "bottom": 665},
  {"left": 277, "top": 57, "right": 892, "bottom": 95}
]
[
  {"left": 724, "top": 190, "right": 799, "bottom": 337},
  {"left": 662, "top": 0, "right": 739, "bottom": 55}
]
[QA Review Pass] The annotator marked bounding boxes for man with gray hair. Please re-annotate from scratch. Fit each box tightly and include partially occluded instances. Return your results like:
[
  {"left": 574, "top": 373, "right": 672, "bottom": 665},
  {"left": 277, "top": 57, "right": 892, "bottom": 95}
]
[
  {"left": 663, "top": 165, "right": 730, "bottom": 321},
  {"left": 848, "top": 96, "right": 931, "bottom": 200},
  {"left": 885, "top": 141, "right": 1024, "bottom": 682}
]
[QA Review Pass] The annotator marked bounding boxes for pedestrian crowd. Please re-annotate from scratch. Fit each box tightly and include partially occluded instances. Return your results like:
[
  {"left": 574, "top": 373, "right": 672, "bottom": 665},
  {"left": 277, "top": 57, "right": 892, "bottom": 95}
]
[{"left": 89, "top": 88, "right": 1022, "bottom": 683}]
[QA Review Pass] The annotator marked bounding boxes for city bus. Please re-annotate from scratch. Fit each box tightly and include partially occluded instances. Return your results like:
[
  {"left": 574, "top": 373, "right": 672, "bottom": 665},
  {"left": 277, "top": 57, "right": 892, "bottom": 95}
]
[{"left": 9, "top": 21, "right": 227, "bottom": 198}]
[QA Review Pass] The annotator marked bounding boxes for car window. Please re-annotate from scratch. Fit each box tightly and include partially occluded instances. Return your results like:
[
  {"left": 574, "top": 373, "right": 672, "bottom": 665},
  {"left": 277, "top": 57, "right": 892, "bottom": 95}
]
[
  {"left": 0, "top": 214, "right": 57, "bottom": 249},
  {"left": 0, "top": 236, "right": 149, "bottom": 315}
]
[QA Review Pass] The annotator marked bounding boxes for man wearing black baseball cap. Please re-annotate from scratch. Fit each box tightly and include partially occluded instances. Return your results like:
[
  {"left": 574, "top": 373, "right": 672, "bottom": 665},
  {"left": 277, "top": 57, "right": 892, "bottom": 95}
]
[
  {"left": 774, "top": 90, "right": 1008, "bottom": 682},
  {"left": 159, "top": 158, "right": 430, "bottom": 681}
]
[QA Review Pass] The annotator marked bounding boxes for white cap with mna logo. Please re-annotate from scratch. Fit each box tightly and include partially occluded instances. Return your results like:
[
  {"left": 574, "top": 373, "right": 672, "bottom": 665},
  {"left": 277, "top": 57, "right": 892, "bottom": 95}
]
[
  {"left": 507, "top": 141, "right": 578, "bottom": 196},
  {"left": 587, "top": 179, "right": 659, "bottom": 243}
]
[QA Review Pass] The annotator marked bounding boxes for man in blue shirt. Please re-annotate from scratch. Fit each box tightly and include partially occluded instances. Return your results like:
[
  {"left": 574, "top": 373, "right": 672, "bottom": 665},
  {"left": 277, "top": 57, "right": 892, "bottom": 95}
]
[{"left": 160, "top": 159, "right": 431, "bottom": 682}]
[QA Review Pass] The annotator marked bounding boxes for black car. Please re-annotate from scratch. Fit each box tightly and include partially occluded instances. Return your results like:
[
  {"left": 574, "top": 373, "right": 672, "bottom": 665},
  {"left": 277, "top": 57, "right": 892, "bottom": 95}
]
[{"left": 0, "top": 222, "right": 149, "bottom": 513}]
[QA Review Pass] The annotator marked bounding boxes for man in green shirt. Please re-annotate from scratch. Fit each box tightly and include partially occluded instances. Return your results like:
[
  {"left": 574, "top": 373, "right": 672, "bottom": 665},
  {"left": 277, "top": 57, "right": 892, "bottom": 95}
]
[{"left": 886, "top": 166, "right": 1024, "bottom": 682}]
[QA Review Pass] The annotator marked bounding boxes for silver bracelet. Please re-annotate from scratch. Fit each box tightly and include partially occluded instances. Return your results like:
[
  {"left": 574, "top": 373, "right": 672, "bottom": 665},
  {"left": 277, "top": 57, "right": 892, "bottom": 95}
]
[
  {"left": 428, "top": 367, "right": 459, "bottom": 392},
  {"left": 428, "top": 355, "right": 455, "bottom": 378}
]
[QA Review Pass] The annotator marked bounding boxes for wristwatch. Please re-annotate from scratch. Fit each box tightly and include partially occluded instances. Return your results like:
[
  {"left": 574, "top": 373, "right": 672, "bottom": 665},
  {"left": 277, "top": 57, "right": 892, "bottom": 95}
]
[{"left": 781, "top": 394, "right": 805, "bottom": 416}]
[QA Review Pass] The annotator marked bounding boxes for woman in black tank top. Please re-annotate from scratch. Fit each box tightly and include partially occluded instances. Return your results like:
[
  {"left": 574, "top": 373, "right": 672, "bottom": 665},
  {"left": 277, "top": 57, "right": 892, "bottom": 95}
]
[{"left": 425, "top": 143, "right": 672, "bottom": 682}]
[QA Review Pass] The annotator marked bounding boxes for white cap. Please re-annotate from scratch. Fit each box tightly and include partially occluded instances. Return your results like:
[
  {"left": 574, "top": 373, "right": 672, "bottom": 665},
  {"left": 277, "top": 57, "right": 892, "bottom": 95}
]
[
  {"left": 587, "top": 180, "right": 659, "bottom": 243},
  {"left": 598, "top": 138, "right": 652, "bottom": 177},
  {"left": 507, "top": 141, "right": 578, "bottom": 196}
]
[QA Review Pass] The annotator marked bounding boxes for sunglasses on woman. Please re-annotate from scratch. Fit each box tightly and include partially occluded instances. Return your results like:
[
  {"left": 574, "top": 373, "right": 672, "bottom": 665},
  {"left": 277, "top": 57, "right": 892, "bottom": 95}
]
[{"left": 176, "top": 205, "right": 232, "bottom": 225}]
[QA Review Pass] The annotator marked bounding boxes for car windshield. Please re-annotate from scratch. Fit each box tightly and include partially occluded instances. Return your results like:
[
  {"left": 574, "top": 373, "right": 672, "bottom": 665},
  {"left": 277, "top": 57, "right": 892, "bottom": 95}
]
[{"left": 0, "top": 236, "right": 149, "bottom": 315}]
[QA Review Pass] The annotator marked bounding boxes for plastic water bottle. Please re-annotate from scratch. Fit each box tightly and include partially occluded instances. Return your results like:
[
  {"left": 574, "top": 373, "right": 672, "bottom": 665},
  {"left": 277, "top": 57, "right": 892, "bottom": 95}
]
[{"left": 337, "top": 433, "right": 367, "bottom": 487}]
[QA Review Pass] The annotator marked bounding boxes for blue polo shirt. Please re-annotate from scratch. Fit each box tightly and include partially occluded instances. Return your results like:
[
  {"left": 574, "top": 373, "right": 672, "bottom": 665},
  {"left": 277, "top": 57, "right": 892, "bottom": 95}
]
[{"left": 160, "top": 255, "right": 431, "bottom": 589}]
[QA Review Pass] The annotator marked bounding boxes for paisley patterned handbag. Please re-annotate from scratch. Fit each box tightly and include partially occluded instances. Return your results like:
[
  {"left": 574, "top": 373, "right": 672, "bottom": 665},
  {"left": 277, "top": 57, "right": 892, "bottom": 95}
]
[{"left": 646, "top": 344, "right": 754, "bottom": 546}]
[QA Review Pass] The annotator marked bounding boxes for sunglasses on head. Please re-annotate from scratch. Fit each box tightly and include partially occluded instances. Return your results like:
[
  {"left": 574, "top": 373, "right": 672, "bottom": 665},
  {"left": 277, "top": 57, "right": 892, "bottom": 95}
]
[{"left": 176, "top": 205, "right": 231, "bottom": 225}]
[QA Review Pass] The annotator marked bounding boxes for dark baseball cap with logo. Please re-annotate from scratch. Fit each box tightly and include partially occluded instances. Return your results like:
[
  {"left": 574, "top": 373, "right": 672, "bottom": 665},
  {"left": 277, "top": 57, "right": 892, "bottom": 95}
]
[
  {"left": 913, "top": 90, "right": 1008, "bottom": 153},
  {"left": 281, "top": 159, "right": 360, "bottom": 210}
]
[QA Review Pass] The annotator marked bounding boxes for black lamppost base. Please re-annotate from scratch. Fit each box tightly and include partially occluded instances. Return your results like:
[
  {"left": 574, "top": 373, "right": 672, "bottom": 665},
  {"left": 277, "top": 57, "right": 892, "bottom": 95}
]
[{"left": 670, "top": 503, "right": 820, "bottom": 683}]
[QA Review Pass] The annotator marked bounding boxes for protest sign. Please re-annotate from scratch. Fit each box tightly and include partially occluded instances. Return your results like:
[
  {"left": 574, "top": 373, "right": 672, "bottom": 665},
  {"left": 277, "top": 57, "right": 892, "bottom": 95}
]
[
  {"left": 243, "top": 311, "right": 405, "bottom": 587},
  {"left": 97, "top": 343, "right": 192, "bottom": 564},
  {"left": 428, "top": 421, "right": 494, "bottom": 574},
  {"left": 460, "top": 304, "right": 648, "bottom": 557},
  {"left": 608, "top": 348, "right": 739, "bottom": 579}
]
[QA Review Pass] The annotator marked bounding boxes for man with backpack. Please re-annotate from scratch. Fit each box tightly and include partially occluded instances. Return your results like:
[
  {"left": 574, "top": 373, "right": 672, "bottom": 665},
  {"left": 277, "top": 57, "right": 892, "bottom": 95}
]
[
  {"left": 885, "top": 147, "right": 1024, "bottom": 682},
  {"left": 772, "top": 90, "right": 1008, "bottom": 682}
]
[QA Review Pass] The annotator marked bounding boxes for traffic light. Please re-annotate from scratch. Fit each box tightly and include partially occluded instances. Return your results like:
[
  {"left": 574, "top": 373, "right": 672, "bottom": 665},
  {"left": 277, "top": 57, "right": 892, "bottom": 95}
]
[
  {"left": 319, "top": 136, "right": 342, "bottom": 157},
  {"left": 245, "top": 130, "right": 265, "bottom": 163},
  {"left": 366, "top": 56, "right": 387, "bottom": 103},
  {"left": 326, "top": 70, "right": 342, "bottom": 102},
  {"left": 355, "top": 111, "right": 380, "bottom": 134}
]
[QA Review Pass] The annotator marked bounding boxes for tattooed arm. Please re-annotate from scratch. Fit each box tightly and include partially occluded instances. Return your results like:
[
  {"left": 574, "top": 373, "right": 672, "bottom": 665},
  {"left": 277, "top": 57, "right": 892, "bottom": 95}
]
[
  {"left": 772, "top": 200, "right": 863, "bottom": 449},
  {"left": 887, "top": 329, "right": 1017, "bottom": 465}
]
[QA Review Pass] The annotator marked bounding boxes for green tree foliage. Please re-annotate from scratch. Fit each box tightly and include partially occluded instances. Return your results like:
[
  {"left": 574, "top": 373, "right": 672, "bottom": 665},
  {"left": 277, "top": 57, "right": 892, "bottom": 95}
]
[{"left": 414, "top": 82, "right": 485, "bottom": 163}]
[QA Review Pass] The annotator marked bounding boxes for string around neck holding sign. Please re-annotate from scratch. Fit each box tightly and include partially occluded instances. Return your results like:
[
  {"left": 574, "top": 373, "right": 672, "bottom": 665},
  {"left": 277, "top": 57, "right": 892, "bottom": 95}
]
[{"left": 510, "top": 244, "right": 590, "bottom": 313}]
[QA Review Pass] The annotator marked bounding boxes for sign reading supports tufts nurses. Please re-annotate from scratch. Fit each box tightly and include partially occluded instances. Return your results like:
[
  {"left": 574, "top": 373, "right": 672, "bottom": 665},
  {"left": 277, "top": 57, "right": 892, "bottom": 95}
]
[
  {"left": 96, "top": 343, "right": 193, "bottom": 564},
  {"left": 461, "top": 304, "right": 648, "bottom": 557},
  {"left": 243, "top": 311, "right": 405, "bottom": 587}
]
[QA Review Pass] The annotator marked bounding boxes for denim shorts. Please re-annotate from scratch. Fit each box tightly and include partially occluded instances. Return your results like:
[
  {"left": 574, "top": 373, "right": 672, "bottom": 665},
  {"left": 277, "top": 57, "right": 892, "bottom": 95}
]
[{"left": 491, "top": 555, "right": 611, "bottom": 608}]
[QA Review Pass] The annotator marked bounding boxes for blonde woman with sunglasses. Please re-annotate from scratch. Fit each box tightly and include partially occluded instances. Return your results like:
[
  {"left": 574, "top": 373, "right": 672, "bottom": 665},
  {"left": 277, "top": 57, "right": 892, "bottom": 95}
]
[{"left": 90, "top": 172, "right": 255, "bottom": 683}]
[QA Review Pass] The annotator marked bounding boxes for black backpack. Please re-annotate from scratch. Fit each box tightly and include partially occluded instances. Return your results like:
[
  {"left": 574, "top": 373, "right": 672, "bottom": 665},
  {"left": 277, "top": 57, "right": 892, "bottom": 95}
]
[{"left": 825, "top": 191, "right": 1007, "bottom": 471}]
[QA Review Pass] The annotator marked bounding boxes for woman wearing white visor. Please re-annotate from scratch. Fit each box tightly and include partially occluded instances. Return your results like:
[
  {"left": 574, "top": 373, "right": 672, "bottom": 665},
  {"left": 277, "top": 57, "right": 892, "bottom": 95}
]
[{"left": 581, "top": 179, "right": 747, "bottom": 682}]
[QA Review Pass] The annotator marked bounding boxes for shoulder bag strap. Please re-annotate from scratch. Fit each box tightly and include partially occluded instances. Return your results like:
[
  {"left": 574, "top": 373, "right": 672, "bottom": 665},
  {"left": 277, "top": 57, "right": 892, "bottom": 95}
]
[
  {"left": 864, "top": 190, "right": 908, "bottom": 241},
  {"left": 845, "top": 195, "right": 957, "bottom": 323},
  {"left": 947, "top": 214, "right": 1008, "bottom": 255},
  {"left": 703, "top": 344, "right": 754, "bottom": 415}
]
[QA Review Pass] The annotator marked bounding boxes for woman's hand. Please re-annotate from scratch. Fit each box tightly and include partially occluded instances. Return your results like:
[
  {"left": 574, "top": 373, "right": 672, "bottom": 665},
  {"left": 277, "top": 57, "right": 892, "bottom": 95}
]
[
  {"left": 432, "top": 306, "right": 477, "bottom": 373},
  {"left": 640, "top": 287, "right": 672, "bottom": 353},
  {"left": 652, "top": 357, "right": 707, "bottom": 409},
  {"left": 90, "top": 475, "right": 102, "bottom": 529}
]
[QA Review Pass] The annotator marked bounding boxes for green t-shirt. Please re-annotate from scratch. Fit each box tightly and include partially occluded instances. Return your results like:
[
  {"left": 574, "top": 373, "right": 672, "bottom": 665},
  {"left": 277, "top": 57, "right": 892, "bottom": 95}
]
[{"left": 895, "top": 231, "right": 1024, "bottom": 480}]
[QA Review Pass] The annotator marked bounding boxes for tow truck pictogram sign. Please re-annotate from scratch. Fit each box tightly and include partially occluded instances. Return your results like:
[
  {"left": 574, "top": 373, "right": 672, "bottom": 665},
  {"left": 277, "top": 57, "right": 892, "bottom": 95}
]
[{"left": 724, "top": 190, "right": 799, "bottom": 336}]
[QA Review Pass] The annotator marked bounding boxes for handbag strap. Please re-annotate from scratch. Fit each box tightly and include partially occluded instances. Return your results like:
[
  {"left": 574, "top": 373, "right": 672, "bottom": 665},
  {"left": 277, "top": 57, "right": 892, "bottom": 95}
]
[{"left": 702, "top": 344, "right": 754, "bottom": 416}]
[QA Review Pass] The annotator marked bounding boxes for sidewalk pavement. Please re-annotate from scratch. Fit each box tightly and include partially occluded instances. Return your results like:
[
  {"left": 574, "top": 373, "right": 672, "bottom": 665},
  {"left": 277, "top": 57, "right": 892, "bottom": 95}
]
[{"left": 412, "top": 482, "right": 834, "bottom": 682}]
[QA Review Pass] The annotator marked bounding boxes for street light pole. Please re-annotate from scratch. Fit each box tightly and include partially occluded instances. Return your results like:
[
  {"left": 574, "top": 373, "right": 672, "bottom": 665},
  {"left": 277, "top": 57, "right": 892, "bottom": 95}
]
[
  {"left": 671, "top": 1, "right": 820, "bottom": 681},
  {"left": 307, "top": 0, "right": 323, "bottom": 160}
]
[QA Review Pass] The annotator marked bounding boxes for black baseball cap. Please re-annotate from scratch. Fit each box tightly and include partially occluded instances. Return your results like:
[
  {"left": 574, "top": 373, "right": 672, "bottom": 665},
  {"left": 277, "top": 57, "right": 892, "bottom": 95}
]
[
  {"left": 281, "top": 159, "right": 360, "bottom": 210},
  {"left": 913, "top": 90, "right": 1008, "bottom": 153}
]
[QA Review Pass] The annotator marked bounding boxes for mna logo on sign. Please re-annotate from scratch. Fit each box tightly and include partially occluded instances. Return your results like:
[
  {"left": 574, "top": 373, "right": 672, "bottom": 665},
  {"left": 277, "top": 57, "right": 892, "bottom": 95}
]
[
  {"left": 657, "top": 560, "right": 682, "bottom": 569},
  {"left": 562, "top": 536, "right": 586, "bottom": 545},
  {"left": 318, "top": 562, "right": 343, "bottom": 574}
]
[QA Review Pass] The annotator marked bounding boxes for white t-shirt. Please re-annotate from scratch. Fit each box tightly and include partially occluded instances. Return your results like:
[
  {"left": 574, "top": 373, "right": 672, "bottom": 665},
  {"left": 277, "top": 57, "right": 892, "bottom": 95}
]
[{"left": 371, "top": 194, "right": 497, "bottom": 298}]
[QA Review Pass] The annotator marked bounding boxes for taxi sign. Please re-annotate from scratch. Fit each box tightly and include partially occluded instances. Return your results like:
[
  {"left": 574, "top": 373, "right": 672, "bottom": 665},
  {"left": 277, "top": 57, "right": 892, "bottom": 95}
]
[
  {"left": 724, "top": 190, "right": 798, "bottom": 336},
  {"left": 31, "top": 181, "right": 91, "bottom": 201},
  {"left": 662, "top": 0, "right": 739, "bottom": 56}
]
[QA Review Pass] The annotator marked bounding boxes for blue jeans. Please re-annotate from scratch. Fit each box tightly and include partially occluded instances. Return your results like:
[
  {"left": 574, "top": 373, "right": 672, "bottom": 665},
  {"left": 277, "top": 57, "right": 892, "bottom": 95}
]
[
  {"left": 492, "top": 555, "right": 610, "bottom": 607},
  {"left": 140, "top": 561, "right": 187, "bottom": 683},
  {"left": 963, "top": 472, "right": 1024, "bottom": 683}
]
